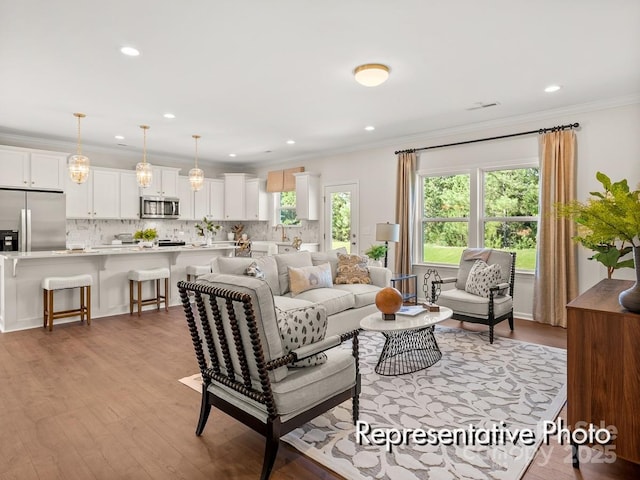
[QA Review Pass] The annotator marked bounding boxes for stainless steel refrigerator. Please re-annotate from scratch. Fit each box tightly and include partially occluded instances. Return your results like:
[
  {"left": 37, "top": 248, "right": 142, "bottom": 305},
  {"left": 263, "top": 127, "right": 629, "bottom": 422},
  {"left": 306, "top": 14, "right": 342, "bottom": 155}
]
[{"left": 0, "top": 189, "right": 67, "bottom": 251}]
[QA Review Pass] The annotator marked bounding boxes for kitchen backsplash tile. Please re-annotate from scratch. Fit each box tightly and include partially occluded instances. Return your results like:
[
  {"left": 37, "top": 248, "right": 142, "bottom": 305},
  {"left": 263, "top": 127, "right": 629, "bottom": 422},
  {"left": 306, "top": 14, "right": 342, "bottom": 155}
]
[{"left": 66, "top": 219, "right": 319, "bottom": 246}]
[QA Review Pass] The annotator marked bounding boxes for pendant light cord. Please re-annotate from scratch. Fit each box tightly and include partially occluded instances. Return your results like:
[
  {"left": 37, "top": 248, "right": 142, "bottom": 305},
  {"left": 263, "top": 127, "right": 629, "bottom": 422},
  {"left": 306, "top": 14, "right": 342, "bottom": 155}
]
[
  {"left": 140, "top": 125, "right": 150, "bottom": 164},
  {"left": 73, "top": 112, "right": 86, "bottom": 155},
  {"left": 193, "top": 134, "right": 200, "bottom": 169}
]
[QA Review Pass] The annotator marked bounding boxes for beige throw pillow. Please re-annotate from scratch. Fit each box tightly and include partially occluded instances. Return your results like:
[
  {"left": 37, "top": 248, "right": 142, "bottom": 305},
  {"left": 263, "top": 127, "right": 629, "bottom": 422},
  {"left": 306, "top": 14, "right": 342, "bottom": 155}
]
[
  {"left": 335, "top": 253, "right": 371, "bottom": 285},
  {"left": 288, "top": 263, "right": 333, "bottom": 295}
]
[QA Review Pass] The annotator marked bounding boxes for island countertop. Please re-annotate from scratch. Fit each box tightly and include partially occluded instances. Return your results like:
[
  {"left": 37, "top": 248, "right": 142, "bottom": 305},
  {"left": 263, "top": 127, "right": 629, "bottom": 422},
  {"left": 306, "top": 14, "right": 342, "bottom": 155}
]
[{"left": 0, "top": 244, "right": 236, "bottom": 332}]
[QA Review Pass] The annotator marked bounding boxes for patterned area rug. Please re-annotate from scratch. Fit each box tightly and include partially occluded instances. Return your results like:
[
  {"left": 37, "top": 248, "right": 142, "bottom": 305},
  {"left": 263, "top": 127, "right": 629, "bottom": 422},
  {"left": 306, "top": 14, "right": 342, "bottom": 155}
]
[{"left": 179, "top": 327, "right": 567, "bottom": 480}]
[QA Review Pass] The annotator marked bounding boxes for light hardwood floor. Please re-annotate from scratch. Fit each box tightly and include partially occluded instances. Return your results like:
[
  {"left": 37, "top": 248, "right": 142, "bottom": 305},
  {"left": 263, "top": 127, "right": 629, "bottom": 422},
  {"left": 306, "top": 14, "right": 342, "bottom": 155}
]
[{"left": 0, "top": 309, "right": 638, "bottom": 480}]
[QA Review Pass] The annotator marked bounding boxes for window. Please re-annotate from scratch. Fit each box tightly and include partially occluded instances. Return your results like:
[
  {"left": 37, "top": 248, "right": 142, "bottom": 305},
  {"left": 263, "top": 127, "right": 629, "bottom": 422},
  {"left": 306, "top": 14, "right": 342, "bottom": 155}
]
[
  {"left": 275, "top": 191, "right": 300, "bottom": 225},
  {"left": 420, "top": 166, "right": 539, "bottom": 270}
]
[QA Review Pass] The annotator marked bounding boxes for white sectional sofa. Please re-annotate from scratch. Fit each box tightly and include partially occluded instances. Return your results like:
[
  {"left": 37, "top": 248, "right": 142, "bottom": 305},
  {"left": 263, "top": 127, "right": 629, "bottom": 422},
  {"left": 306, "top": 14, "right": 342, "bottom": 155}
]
[{"left": 206, "top": 250, "right": 392, "bottom": 336}]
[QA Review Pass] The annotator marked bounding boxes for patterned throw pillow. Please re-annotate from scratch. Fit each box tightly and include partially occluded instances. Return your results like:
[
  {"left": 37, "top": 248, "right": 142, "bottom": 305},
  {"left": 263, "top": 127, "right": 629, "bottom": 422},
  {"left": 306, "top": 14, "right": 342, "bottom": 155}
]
[
  {"left": 465, "top": 260, "right": 502, "bottom": 298},
  {"left": 276, "top": 305, "right": 328, "bottom": 367},
  {"left": 335, "top": 253, "right": 371, "bottom": 285},
  {"left": 245, "top": 261, "right": 265, "bottom": 280},
  {"left": 288, "top": 263, "right": 333, "bottom": 295}
]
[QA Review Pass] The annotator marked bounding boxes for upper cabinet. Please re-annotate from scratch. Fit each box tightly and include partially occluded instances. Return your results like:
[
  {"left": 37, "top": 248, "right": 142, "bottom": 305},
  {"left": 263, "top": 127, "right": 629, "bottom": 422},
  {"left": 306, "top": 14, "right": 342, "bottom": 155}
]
[
  {"left": 294, "top": 172, "right": 320, "bottom": 220},
  {"left": 0, "top": 146, "right": 66, "bottom": 191},
  {"left": 209, "top": 179, "right": 225, "bottom": 221},
  {"left": 120, "top": 171, "right": 140, "bottom": 219},
  {"left": 66, "top": 168, "right": 120, "bottom": 219},
  {"left": 178, "top": 176, "right": 196, "bottom": 221},
  {"left": 141, "top": 166, "right": 180, "bottom": 197},
  {"left": 223, "top": 173, "right": 247, "bottom": 221},
  {"left": 245, "top": 178, "right": 268, "bottom": 221}
]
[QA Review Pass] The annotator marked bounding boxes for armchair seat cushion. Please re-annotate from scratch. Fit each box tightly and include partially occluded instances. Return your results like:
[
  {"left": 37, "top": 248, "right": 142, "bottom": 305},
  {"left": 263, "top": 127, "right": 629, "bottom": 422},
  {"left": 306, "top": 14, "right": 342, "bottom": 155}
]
[
  {"left": 437, "top": 288, "right": 512, "bottom": 319},
  {"left": 208, "top": 348, "right": 356, "bottom": 422}
]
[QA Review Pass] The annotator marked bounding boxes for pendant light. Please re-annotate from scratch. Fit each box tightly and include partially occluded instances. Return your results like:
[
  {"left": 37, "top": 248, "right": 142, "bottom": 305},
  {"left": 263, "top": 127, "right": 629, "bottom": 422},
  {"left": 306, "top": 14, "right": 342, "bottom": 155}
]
[
  {"left": 68, "top": 113, "right": 90, "bottom": 184},
  {"left": 136, "top": 125, "right": 153, "bottom": 188},
  {"left": 189, "top": 134, "right": 204, "bottom": 191}
]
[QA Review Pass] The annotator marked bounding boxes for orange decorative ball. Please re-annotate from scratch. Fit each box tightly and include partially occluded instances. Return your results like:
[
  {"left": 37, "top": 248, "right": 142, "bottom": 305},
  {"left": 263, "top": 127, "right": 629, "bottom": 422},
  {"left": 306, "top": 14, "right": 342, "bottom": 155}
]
[{"left": 375, "top": 287, "right": 403, "bottom": 316}]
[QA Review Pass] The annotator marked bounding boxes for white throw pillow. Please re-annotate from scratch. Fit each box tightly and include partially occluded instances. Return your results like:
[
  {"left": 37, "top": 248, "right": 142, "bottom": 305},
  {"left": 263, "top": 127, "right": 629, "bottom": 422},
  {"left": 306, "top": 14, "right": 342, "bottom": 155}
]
[
  {"left": 288, "top": 263, "right": 333, "bottom": 295},
  {"left": 465, "top": 260, "right": 502, "bottom": 298}
]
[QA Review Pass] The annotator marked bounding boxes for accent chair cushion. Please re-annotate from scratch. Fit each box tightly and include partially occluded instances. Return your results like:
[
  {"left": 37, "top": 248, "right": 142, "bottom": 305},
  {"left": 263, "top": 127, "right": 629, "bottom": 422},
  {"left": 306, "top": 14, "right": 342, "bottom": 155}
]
[
  {"left": 437, "top": 288, "right": 513, "bottom": 319},
  {"left": 335, "top": 253, "right": 371, "bottom": 285},
  {"left": 277, "top": 304, "right": 328, "bottom": 367},
  {"left": 465, "top": 260, "right": 502, "bottom": 298},
  {"left": 288, "top": 263, "right": 333, "bottom": 295}
]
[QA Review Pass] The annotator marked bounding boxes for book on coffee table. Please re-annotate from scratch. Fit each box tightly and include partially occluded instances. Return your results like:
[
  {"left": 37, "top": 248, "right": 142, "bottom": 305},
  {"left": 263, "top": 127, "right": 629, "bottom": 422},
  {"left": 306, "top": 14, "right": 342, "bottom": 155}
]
[{"left": 396, "top": 305, "right": 426, "bottom": 316}]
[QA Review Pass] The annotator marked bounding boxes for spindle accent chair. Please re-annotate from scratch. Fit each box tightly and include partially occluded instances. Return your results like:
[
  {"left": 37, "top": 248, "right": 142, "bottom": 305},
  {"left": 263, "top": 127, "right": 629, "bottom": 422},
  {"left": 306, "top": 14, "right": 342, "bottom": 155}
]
[{"left": 178, "top": 274, "right": 360, "bottom": 480}]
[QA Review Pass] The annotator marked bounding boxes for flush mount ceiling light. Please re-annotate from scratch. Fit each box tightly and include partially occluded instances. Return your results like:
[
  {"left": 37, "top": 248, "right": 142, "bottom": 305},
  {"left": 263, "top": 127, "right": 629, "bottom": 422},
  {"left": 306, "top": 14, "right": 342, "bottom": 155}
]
[
  {"left": 544, "top": 84, "right": 562, "bottom": 93},
  {"left": 114, "top": 135, "right": 125, "bottom": 140},
  {"left": 120, "top": 46, "right": 140, "bottom": 56},
  {"left": 163, "top": 113, "right": 176, "bottom": 119},
  {"left": 68, "top": 113, "right": 90, "bottom": 184},
  {"left": 353, "top": 63, "right": 390, "bottom": 87},
  {"left": 229, "top": 153, "right": 237, "bottom": 157},
  {"left": 136, "top": 125, "right": 153, "bottom": 188},
  {"left": 365, "top": 125, "right": 375, "bottom": 131},
  {"left": 286, "top": 139, "right": 296, "bottom": 145},
  {"left": 189, "top": 134, "right": 204, "bottom": 192}
]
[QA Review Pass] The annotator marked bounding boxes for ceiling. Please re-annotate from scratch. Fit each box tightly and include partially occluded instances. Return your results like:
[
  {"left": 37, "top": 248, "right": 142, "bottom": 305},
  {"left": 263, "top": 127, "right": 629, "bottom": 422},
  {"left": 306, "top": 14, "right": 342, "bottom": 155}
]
[{"left": 1, "top": 0, "right": 639, "bottom": 167}]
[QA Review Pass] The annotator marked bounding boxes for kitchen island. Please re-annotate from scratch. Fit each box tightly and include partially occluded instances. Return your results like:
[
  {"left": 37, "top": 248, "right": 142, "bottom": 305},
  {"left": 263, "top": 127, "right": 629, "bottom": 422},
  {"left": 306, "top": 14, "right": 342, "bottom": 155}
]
[{"left": 0, "top": 243, "right": 235, "bottom": 332}]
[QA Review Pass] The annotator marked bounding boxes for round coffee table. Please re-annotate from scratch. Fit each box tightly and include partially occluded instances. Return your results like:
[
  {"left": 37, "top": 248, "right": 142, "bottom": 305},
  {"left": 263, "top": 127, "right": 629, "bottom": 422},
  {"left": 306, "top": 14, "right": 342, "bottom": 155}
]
[{"left": 360, "top": 307, "right": 453, "bottom": 376}]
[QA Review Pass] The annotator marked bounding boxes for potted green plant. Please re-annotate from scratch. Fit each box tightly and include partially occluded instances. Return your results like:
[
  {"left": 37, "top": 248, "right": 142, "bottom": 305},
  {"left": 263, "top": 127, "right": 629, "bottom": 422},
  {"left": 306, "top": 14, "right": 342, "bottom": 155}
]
[
  {"left": 133, "top": 228, "right": 158, "bottom": 247},
  {"left": 195, "top": 217, "right": 221, "bottom": 245},
  {"left": 364, "top": 244, "right": 388, "bottom": 266},
  {"left": 557, "top": 172, "right": 640, "bottom": 311}
]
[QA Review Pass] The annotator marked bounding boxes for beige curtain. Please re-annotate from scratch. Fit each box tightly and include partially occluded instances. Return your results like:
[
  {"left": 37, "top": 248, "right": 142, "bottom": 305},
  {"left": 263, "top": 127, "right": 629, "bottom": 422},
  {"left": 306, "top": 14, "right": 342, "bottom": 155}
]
[
  {"left": 533, "top": 130, "right": 578, "bottom": 327},
  {"left": 394, "top": 151, "right": 417, "bottom": 274}
]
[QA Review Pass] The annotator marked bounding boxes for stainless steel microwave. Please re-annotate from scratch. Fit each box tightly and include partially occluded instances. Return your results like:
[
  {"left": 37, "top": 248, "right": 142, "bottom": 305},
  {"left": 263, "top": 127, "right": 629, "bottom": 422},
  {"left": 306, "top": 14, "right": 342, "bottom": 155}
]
[{"left": 140, "top": 196, "right": 180, "bottom": 219}]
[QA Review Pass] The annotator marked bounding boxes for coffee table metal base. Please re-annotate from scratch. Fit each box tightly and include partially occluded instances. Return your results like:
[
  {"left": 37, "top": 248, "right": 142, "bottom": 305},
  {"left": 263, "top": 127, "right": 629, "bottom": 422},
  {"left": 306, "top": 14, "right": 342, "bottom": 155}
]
[{"left": 375, "top": 326, "right": 442, "bottom": 376}]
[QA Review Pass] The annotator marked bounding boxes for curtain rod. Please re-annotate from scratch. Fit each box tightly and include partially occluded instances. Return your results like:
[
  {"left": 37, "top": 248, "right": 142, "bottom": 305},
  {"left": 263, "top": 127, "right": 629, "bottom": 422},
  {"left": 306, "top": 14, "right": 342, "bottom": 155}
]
[{"left": 394, "top": 122, "right": 580, "bottom": 155}]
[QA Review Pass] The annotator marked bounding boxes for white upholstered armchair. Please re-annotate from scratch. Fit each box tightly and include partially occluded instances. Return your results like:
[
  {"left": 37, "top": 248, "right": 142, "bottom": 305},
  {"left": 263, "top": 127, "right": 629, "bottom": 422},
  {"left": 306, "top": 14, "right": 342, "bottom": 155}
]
[
  {"left": 432, "top": 248, "right": 516, "bottom": 344},
  {"left": 178, "top": 274, "right": 360, "bottom": 480}
]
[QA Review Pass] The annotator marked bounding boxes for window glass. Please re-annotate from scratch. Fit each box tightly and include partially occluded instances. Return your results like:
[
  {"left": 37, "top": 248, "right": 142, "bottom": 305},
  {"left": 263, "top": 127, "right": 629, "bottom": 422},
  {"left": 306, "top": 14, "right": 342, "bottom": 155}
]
[{"left": 276, "top": 191, "right": 299, "bottom": 225}]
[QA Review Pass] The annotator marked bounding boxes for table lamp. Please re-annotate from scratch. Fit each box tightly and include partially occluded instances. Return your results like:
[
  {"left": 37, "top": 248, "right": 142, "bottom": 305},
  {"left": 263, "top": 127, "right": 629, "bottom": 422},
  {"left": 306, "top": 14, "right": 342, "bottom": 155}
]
[{"left": 375, "top": 222, "right": 400, "bottom": 268}]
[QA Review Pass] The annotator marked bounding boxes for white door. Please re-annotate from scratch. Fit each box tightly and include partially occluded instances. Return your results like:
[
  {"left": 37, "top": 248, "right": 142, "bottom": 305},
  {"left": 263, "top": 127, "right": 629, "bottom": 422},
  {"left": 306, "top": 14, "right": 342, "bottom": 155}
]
[
  {"left": 324, "top": 183, "right": 359, "bottom": 254},
  {"left": 92, "top": 169, "right": 120, "bottom": 218},
  {"left": 65, "top": 175, "right": 92, "bottom": 218},
  {"left": 30, "top": 153, "right": 65, "bottom": 190},
  {"left": 120, "top": 172, "right": 140, "bottom": 219},
  {"left": 0, "top": 150, "right": 28, "bottom": 188}
]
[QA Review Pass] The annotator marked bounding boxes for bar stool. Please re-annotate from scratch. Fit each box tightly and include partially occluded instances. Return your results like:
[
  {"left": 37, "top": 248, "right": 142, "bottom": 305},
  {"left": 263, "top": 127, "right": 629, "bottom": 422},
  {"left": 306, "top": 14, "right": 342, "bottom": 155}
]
[
  {"left": 186, "top": 265, "right": 211, "bottom": 281},
  {"left": 128, "top": 268, "right": 170, "bottom": 316},
  {"left": 42, "top": 274, "right": 92, "bottom": 331}
]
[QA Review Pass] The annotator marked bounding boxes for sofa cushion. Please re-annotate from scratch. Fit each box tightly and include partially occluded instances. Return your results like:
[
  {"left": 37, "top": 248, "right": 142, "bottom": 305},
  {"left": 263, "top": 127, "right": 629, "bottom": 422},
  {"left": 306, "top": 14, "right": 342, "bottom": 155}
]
[
  {"left": 465, "top": 260, "right": 502, "bottom": 298},
  {"left": 275, "top": 251, "right": 313, "bottom": 295},
  {"left": 214, "top": 256, "right": 279, "bottom": 294},
  {"left": 437, "top": 288, "right": 512, "bottom": 319},
  {"left": 292, "top": 288, "right": 356, "bottom": 316},
  {"left": 334, "top": 283, "right": 382, "bottom": 308},
  {"left": 311, "top": 247, "right": 348, "bottom": 281},
  {"left": 335, "top": 253, "right": 371, "bottom": 285},
  {"left": 277, "top": 304, "right": 328, "bottom": 367},
  {"left": 288, "top": 263, "right": 333, "bottom": 295}
]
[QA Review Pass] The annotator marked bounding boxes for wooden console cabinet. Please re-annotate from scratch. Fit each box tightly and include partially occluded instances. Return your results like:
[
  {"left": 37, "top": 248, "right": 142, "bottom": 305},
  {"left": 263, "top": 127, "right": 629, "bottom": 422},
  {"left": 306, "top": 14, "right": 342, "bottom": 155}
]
[{"left": 566, "top": 279, "right": 640, "bottom": 465}]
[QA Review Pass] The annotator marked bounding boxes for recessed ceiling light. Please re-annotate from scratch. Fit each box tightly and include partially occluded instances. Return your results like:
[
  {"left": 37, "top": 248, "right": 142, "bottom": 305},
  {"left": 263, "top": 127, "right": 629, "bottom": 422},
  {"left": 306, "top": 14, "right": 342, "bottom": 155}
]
[
  {"left": 163, "top": 113, "right": 176, "bottom": 119},
  {"left": 354, "top": 64, "right": 390, "bottom": 87},
  {"left": 544, "top": 85, "right": 562, "bottom": 93},
  {"left": 120, "top": 46, "right": 140, "bottom": 57},
  {"left": 364, "top": 126, "right": 375, "bottom": 131},
  {"left": 114, "top": 135, "right": 125, "bottom": 140},
  {"left": 229, "top": 153, "right": 237, "bottom": 157},
  {"left": 286, "top": 140, "right": 295, "bottom": 145}
]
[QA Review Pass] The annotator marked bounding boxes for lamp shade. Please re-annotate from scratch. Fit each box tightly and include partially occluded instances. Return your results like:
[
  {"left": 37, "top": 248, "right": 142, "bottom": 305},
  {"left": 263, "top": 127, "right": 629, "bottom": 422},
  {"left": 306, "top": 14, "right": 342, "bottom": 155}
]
[{"left": 376, "top": 223, "right": 400, "bottom": 242}]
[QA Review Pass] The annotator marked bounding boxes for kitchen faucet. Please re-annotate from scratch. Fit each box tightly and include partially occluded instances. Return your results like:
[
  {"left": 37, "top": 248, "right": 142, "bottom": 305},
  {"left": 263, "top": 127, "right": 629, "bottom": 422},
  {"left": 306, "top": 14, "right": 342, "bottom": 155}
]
[{"left": 275, "top": 224, "right": 288, "bottom": 242}]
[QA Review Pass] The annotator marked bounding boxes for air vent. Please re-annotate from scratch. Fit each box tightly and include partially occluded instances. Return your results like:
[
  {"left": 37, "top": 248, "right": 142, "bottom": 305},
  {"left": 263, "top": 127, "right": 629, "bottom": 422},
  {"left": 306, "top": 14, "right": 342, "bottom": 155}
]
[{"left": 466, "top": 102, "right": 501, "bottom": 111}]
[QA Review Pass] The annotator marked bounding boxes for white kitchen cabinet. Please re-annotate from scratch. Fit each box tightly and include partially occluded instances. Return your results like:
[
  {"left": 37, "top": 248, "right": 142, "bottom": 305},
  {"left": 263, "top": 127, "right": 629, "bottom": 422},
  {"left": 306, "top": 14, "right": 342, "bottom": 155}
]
[
  {"left": 209, "top": 179, "right": 225, "bottom": 220},
  {"left": 194, "top": 179, "right": 210, "bottom": 220},
  {"left": 245, "top": 178, "right": 268, "bottom": 221},
  {"left": 0, "top": 146, "right": 65, "bottom": 191},
  {"left": 178, "top": 176, "right": 195, "bottom": 220},
  {"left": 66, "top": 168, "right": 119, "bottom": 219},
  {"left": 294, "top": 172, "right": 320, "bottom": 220},
  {"left": 120, "top": 171, "right": 140, "bottom": 219},
  {"left": 223, "top": 173, "right": 247, "bottom": 220},
  {"left": 142, "top": 166, "right": 180, "bottom": 197}
]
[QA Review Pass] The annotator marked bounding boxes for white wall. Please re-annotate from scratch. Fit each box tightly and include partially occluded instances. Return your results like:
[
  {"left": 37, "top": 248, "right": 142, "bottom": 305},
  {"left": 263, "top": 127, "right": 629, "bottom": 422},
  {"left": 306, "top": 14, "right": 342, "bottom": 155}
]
[{"left": 255, "top": 102, "right": 640, "bottom": 318}]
